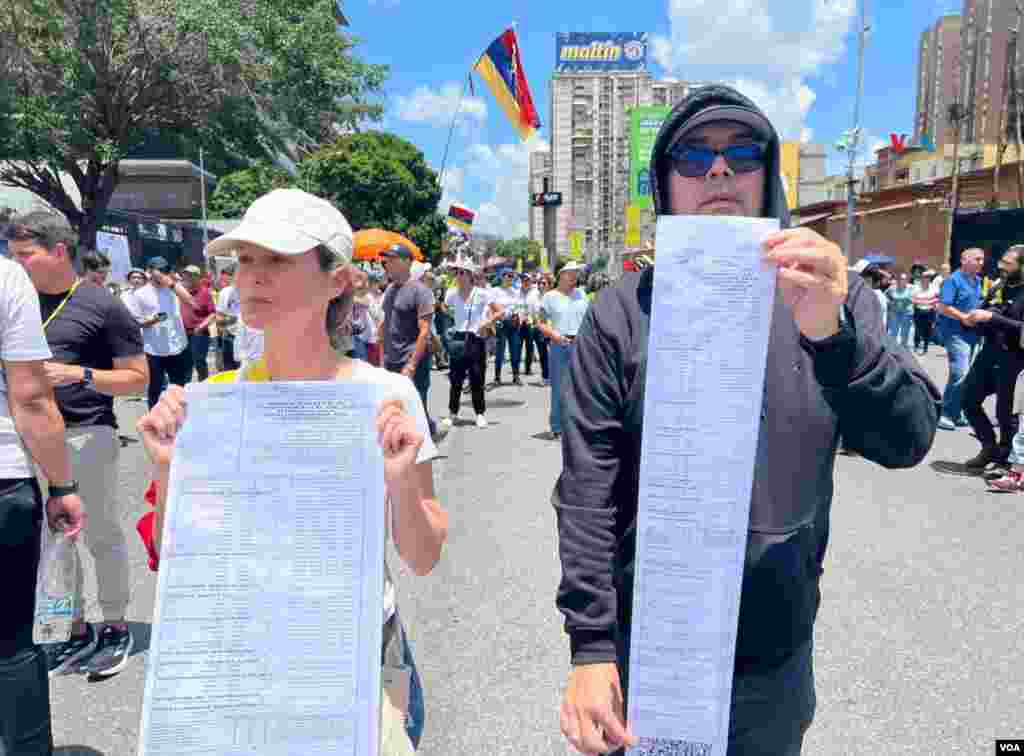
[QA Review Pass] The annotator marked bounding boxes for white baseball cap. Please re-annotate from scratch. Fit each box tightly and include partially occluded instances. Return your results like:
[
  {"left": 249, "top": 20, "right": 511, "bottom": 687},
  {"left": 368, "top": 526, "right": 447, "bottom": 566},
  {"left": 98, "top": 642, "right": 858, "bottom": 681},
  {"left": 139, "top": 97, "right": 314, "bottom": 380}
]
[
  {"left": 205, "top": 188, "right": 353, "bottom": 263},
  {"left": 559, "top": 261, "right": 586, "bottom": 274}
]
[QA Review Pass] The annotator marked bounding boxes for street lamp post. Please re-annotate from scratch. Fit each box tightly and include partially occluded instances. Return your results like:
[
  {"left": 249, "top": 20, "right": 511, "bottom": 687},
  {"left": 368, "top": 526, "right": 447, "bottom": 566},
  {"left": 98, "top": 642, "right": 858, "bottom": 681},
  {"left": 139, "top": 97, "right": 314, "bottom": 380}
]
[{"left": 844, "top": 0, "right": 869, "bottom": 262}]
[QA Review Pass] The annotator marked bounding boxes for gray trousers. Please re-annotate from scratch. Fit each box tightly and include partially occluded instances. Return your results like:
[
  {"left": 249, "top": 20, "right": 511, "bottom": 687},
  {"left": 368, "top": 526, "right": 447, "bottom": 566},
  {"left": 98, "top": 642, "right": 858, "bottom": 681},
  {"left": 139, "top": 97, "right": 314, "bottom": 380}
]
[{"left": 614, "top": 640, "right": 816, "bottom": 756}]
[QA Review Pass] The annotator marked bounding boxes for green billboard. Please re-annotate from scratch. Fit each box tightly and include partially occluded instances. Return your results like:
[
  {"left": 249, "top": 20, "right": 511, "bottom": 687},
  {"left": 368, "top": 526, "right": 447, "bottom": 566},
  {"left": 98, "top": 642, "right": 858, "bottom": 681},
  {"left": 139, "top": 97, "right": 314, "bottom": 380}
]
[{"left": 629, "top": 105, "right": 672, "bottom": 208}]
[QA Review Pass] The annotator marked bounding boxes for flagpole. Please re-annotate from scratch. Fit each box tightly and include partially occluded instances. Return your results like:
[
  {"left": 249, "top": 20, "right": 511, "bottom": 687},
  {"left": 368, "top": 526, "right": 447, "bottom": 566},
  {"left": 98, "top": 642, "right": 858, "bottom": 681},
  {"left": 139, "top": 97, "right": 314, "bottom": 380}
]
[{"left": 439, "top": 74, "right": 470, "bottom": 195}]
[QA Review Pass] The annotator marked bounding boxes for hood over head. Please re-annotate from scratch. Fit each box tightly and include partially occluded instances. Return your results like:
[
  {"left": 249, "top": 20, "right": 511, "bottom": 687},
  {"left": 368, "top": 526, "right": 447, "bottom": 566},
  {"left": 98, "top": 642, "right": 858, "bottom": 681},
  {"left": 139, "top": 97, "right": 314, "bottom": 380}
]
[{"left": 650, "top": 84, "right": 790, "bottom": 228}]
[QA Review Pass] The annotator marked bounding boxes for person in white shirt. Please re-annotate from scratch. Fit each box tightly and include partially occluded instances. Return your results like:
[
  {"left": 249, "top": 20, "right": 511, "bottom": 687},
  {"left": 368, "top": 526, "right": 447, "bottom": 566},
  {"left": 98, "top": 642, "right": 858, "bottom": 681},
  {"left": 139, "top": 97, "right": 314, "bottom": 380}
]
[
  {"left": 522, "top": 273, "right": 549, "bottom": 382},
  {"left": 490, "top": 269, "right": 528, "bottom": 386},
  {"left": 440, "top": 259, "right": 502, "bottom": 430},
  {"left": 0, "top": 246, "right": 84, "bottom": 754},
  {"left": 121, "top": 257, "right": 194, "bottom": 408},
  {"left": 215, "top": 270, "right": 242, "bottom": 372}
]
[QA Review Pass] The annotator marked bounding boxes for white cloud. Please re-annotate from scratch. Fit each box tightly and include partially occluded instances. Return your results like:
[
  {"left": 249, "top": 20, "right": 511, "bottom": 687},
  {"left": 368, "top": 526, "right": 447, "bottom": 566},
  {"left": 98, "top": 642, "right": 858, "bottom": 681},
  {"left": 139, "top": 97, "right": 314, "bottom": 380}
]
[
  {"left": 651, "top": 0, "right": 857, "bottom": 141},
  {"left": 454, "top": 136, "right": 549, "bottom": 239},
  {"left": 800, "top": 127, "right": 813, "bottom": 144},
  {"left": 438, "top": 166, "right": 464, "bottom": 210},
  {"left": 392, "top": 82, "right": 487, "bottom": 128}
]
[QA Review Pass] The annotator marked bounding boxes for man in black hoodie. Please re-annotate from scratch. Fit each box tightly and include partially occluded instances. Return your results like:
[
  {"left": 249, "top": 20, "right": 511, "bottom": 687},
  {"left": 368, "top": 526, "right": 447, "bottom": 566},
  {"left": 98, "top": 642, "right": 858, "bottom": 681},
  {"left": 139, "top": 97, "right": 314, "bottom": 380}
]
[{"left": 554, "top": 86, "right": 941, "bottom": 756}]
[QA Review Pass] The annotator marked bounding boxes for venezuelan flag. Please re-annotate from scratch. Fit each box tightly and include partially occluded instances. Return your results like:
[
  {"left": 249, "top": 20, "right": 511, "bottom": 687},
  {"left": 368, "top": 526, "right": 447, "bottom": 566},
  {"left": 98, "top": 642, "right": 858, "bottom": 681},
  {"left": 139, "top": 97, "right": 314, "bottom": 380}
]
[{"left": 474, "top": 29, "right": 541, "bottom": 141}]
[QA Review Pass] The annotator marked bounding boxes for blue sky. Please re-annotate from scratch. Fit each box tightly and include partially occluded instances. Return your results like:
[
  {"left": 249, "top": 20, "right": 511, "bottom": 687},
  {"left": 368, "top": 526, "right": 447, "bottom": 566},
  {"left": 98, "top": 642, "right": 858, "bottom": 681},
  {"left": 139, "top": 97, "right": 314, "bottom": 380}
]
[{"left": 347, "top": 0, "right": 962, "bottom": 238}]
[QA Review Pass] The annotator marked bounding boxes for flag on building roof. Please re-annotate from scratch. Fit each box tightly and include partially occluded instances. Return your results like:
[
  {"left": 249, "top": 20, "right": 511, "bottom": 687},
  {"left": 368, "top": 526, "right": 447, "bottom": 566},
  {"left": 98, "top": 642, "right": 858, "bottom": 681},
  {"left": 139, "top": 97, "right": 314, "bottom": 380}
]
[
  {"left": 447, "top": 203, "right": 476, "bottom": 232},
  {"left": 474, "top": 28, "right": 541, "bottom": 141}
]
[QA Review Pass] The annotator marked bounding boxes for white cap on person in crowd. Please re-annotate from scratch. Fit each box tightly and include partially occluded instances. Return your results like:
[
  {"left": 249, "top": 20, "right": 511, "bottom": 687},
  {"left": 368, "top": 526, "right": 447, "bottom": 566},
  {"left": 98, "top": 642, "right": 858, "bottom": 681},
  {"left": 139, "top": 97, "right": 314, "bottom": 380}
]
[{"left": 205, "top": 189, "right": 353, "bottom": 264}]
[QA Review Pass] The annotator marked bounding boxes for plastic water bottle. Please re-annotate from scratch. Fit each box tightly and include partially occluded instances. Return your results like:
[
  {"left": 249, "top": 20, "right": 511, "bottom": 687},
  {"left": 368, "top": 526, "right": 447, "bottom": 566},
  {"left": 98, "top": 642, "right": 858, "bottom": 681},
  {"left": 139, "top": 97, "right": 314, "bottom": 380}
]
[{"left": 33, "top": 525, "right": 78, "bottom": 644}]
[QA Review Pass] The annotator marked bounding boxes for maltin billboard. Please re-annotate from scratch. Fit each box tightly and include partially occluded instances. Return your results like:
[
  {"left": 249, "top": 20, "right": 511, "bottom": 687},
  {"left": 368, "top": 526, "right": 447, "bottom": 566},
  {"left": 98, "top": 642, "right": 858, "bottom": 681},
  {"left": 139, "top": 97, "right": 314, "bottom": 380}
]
[{"left": 555, "top": 32, "right": 648, "bottom": 73}]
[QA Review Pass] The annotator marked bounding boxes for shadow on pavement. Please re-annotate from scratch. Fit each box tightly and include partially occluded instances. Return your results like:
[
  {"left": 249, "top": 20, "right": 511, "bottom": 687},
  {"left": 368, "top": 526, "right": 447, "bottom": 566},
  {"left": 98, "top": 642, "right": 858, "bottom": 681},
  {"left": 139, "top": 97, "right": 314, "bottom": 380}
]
[
  {"left": 466, "top": 398, "right": 526, "bottom": 410},
  {"left": 54, "top": 747, "right": 105, "bottom": 755},
  {"left": 930, "top": 460, "right": 985, "bottom": 477},
  {"left": 531, "top": 431, "right": 560, "bottom": 442}
]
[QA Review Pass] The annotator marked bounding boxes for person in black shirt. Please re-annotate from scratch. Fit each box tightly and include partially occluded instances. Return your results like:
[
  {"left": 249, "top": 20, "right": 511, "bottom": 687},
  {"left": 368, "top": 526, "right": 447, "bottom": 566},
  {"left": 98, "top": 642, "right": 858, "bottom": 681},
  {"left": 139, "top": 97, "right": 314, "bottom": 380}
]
[
  {"left": 8, "top": 212, "right": 147, "bottom": 681},
  {"left": 959, "top": 245, "right": 1024, "bottom": 470}
]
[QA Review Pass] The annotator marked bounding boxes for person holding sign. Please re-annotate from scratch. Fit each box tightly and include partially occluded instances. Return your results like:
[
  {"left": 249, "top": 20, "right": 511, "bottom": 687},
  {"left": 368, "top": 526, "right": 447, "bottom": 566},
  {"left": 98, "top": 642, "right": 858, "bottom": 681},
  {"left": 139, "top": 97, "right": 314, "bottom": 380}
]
[
  {"left": 135, "top": 189, "right": 447, "bottom": 754},
  {"left": 553, "top": 85, "right": 941, "bottom": 756}
]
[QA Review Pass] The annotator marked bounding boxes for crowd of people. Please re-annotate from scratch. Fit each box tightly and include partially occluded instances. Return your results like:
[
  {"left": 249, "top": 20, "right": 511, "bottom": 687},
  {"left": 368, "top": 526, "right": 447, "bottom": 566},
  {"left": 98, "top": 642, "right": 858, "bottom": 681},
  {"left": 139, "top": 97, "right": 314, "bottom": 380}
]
[{"left": 5, "top": 82, "right": 1008, "bottom": 756}]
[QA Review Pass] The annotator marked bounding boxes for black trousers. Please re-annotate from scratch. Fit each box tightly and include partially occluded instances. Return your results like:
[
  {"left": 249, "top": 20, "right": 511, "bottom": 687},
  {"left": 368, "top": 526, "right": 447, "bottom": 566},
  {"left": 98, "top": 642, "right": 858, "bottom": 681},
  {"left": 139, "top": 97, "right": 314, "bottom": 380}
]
[
  {"left": 449, "top": 333, "right": 486, "bottom": 416},
  {"left": 913, "top": 310, "right": 936, "bottom": 351},
  {"left": 962, "top": 346, "right": 1024, "bottom": 451},
  {"left": 525, "top": 326, "right": 549, "bottom": 379},
  {"left": 0, "top": 478, "right": 52, "bottom": 756},
  {"left": 220, "top": 335, "right": 240, "bottom": 373},
  {"left": 145, "top": 349, "right": 193, "bottom": 409}
]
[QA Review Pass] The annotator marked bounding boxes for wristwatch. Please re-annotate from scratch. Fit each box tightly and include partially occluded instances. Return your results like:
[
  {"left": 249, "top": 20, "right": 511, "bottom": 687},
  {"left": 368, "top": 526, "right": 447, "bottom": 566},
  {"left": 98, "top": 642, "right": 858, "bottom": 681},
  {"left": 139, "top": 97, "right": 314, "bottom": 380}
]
[
  {"left": 49, "top": 482, "right": 79, "bottom": 498},
  {"left": 82, "top": 367, "right": 95, "bottom": 388}
]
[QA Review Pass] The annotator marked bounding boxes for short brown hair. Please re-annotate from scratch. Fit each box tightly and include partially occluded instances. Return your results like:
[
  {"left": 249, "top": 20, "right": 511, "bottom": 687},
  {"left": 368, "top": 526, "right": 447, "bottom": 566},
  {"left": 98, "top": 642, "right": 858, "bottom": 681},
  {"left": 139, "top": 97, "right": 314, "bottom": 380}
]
[{"left": 3, "top": 212, "right": 79, "bottom": 260}]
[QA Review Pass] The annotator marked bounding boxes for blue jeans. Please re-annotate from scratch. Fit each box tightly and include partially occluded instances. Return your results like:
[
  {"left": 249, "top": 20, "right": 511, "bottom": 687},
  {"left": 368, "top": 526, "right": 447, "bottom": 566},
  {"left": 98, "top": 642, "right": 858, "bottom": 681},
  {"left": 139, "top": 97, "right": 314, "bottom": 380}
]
[
  {"left": 887, "top": 311, "right": 912, "bottom": 349},
  {"left": 549, "top": 341, "right": 573, "bottom": 434},
  {"left": 352, "top": 337, "right": 369, "bottom": 362},
  {"left": 942, "top": 334, "right": 974, "bottom": 420},
  {"left": 411, "top": 358, "right": 436, "bottom": 437},
  {"left": 494, "top": 320, "right": 522, "bottom": 379},
  {"left": 188, "top": 332, "right": 210, "bottom": 382}
]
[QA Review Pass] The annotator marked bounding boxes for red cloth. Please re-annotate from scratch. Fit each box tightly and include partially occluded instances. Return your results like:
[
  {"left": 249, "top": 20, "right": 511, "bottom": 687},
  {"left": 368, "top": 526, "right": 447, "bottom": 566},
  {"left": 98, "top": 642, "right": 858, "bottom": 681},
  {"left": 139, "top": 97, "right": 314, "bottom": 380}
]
[
  {"left": 136, "top": 481, "right": 160, "bottom": 572},
  {"left": 180, "top": 286, "right": 216, "bottom": 333},
  {"left": 367, "top": 343, "right": 382, "bottom": 367}
]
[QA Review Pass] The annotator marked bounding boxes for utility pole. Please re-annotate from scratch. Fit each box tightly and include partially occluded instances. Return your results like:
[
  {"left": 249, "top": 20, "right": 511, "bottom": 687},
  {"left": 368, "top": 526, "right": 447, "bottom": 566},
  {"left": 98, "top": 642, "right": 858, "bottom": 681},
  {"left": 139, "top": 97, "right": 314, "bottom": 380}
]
[
  {"left": 844, "top": 0, "right": 869, "bottom": 261},
  {"left": 1015, "top": 2, "right": 1024, "bottom": 208}
]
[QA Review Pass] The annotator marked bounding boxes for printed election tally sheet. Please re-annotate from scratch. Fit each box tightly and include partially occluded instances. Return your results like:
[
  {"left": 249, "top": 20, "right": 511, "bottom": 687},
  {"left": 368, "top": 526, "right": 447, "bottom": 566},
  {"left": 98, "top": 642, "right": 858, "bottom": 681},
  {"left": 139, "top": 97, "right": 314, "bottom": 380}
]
[
  {"left": 138, "top": 382, "right": 386, "bottom": 756},
  {"left": 627, "top": 216, "right": 779, "bottom": 756}
]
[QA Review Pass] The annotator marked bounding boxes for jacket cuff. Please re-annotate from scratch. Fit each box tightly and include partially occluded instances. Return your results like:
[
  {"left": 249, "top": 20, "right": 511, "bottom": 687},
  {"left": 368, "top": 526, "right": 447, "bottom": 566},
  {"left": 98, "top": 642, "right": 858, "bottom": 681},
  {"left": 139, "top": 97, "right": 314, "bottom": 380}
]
[
  {"left": 569, "top": 629, "right": 618, "bottom": 665},
  {"left": 800, "top": 317, "right": 858, "bottom": 388}
]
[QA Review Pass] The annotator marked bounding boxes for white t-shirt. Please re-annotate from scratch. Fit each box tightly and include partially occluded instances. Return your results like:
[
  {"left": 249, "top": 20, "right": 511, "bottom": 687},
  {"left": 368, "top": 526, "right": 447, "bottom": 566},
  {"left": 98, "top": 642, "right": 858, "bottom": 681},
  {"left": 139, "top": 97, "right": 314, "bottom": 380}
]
[
  {"left": 216, "top": 286, "right": 241, "bottom": 338},
  {"left": 490, "top": 285, "right": 527, "bottom": 321},
  {"left": 123, "top": 283, "right": 188, "bottom": 357},
  {"left": 0, "top": 258, "right": 53, "bottom": 477},
  {"left": 446, "top": 286, "right": 492, "bottom": 335},
  {"left": 232, "top": 358, "right": 438, "bottom": 625}
]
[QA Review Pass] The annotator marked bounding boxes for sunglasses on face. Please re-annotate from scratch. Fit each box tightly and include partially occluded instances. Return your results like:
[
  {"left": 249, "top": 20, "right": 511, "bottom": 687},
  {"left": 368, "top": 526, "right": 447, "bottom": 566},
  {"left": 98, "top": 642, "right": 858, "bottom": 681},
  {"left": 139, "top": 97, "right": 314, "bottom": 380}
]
[{"left": 667, "top": 140, "right": 769, "bottom": 178}]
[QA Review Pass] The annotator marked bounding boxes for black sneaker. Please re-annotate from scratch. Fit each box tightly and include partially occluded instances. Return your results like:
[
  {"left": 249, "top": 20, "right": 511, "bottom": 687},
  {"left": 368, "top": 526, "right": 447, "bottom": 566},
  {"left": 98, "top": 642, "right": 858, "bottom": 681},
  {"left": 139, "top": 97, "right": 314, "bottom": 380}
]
[
  {"left": 965, "top": 448, "right": 997, "bottom": 470},
  {"left": 82, "top": 625, "right": 134, "bottom": 678},
  {"left": 43, "top": 623, "right": 98, "bottom": 678}
]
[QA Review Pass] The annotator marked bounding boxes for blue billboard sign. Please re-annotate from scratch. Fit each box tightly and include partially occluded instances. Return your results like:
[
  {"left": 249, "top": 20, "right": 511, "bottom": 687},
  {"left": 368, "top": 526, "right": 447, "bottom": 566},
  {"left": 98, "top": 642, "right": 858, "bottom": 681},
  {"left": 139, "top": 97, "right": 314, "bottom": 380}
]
[{"left": 555, "top": 32, "right": 648, "bottom": 73}]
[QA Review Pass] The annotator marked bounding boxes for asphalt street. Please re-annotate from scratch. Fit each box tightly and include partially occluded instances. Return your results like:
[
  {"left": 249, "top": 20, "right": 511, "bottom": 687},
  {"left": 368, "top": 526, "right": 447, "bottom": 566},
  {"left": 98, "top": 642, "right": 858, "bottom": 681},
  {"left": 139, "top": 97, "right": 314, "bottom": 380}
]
[{"left": 48, "top": 349, "right": 1023, "bottom": 755}]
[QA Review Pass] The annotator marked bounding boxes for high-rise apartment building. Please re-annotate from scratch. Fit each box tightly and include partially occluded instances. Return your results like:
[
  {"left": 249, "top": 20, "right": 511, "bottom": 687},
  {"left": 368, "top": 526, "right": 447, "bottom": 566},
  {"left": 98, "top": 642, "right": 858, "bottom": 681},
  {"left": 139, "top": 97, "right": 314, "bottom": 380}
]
[
  {"left": 536, "top": 70, "right": 698, "bottom": 262},
  {"left": 958, "top": 0, "right": 1024, "bottom": 145},
  {"left": 914, "top": 14, "right": 962, "bottom": 146}
]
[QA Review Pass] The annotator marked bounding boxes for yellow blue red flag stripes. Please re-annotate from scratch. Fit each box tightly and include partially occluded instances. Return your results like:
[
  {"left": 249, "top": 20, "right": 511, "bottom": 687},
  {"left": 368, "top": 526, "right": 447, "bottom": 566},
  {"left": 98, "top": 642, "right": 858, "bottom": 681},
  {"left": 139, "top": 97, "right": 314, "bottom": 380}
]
[
  {"left": 447, "top": 203, "right": 476, "bottom": 232},
  {"left": 474, "top": 29, "right": 541, "bottom": 141}
]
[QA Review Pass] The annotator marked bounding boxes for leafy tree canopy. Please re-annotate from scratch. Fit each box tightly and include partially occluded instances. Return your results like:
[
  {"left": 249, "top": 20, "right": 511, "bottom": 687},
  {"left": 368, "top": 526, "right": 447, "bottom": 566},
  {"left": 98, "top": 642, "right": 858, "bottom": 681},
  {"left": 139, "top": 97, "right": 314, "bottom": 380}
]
[{"left": 0, "top": 0, "right": 387, "bottom": 245}]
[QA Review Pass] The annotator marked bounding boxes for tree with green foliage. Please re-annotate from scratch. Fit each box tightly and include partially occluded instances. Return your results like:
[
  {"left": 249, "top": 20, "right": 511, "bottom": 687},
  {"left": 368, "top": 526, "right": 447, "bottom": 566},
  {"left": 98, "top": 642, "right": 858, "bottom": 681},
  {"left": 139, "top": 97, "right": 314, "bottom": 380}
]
[
  {"left": 300, "top": 131, "right": 441, "bottom": 231},
  {"left": 0, "top": 0, "right": 387, "bottom": 246},
  {"left": 208, "top": 162, "right": 294, "bottom": 219},
  {"left": 495, "top": 237, "right": 544, "bottom": 266}
]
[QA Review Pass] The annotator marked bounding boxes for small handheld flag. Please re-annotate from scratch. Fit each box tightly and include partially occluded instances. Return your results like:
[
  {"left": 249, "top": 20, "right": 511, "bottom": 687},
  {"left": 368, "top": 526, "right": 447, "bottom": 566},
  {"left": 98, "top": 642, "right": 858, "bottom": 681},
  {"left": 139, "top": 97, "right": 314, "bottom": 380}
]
[
  {"left": 474, "top": 28, "right": 541, "bottom": 141},
  {"left": 447, "top": 203, "right": 476, "bottom": 232}
]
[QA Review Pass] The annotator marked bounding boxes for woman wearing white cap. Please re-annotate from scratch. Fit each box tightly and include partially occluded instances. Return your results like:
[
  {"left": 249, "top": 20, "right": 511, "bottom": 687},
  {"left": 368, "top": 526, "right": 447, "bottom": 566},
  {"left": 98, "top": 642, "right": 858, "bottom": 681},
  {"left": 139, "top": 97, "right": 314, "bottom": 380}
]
[
  {"left": 134, "top": 188, "right": 447, "bottom": 754},
  {"left": 537, "top": 260, "right": 590, "bottom": 440}
]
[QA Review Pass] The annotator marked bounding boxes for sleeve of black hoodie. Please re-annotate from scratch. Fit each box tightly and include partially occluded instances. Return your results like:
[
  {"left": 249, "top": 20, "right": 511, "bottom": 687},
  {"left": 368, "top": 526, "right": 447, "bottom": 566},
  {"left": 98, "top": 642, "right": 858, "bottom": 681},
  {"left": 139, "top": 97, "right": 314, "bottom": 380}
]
[
  {"left": 553, "top": 287, "right": 631, "bottom": 666},
  {"left": 802, "top": 276, "right": 941, "bottom": 467}
]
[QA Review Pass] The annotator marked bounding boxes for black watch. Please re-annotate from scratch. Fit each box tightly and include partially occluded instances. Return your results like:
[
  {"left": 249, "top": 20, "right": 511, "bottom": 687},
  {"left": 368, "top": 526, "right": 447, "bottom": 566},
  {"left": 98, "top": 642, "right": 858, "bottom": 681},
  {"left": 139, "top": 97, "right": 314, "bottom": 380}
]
[
  {"left": 49, "top": 482, "right": 79, "bottom": 498},
  {"left": 82, "top": 367, "right": 94, "bottom": 388}
]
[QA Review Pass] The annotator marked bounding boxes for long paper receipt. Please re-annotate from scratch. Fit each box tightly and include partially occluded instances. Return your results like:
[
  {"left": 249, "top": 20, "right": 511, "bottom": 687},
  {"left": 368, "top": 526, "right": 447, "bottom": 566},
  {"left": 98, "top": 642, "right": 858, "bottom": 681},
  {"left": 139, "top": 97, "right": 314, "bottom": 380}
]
[
  {"left": 627, "top": 216, "right": 779, "bottom": 756},
  {"left": 138, "top": 382, "right": 386, "bottom": 756}
]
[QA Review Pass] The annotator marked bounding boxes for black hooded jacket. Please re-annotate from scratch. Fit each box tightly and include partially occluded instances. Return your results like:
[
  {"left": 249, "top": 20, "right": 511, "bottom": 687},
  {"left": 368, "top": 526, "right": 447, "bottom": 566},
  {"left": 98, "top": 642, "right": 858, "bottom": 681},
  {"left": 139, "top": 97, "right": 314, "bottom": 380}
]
[{"left": 553, "top": 85, "right": 942, "bottom": 677}]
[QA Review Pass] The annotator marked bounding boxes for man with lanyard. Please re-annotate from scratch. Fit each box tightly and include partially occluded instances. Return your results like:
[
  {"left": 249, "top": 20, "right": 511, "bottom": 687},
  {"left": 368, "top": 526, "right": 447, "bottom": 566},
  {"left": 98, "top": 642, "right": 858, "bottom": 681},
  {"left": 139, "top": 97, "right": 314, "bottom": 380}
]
[
  {"left": 0, "top": 242, "right": 85, "bottom": 755},
  {"left": 537, "top": 261, "right": 589, "bottom": 440},
  {"left": 380, "top": 243, "right": 437, "bottom": 439},
  {"left": 936, "top": 248, "right": 985, "bottom": 431},
  {"left": 958, "top": 246, "right": 1024, "bottom": 470},
  {"left": 439, "top": 258, "right": 502, "bottom": 431},
  {"left": 7, "top": 212, "right": 147, "bottom": 681},
  {"left": 122, "top": 257, "right": 194, "bottom": 408}
]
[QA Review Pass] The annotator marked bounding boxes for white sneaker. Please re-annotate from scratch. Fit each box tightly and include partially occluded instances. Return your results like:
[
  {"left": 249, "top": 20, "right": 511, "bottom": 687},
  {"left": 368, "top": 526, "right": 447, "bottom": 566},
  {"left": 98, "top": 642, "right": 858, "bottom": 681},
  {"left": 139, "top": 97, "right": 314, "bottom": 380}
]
[
  {"left": 440, "top": 416, "right": 455, "bottom": 431},
  {"left": 476, "top": 414, "right": 488, "bottom": 428}
]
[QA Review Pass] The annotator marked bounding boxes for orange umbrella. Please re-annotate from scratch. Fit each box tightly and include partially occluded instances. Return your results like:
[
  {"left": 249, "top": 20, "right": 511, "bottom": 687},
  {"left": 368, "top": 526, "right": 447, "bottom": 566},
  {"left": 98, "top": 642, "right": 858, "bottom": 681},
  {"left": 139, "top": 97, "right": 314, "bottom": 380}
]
[{"left": 352, "top": 229, "right": 423, "bottom": 262}]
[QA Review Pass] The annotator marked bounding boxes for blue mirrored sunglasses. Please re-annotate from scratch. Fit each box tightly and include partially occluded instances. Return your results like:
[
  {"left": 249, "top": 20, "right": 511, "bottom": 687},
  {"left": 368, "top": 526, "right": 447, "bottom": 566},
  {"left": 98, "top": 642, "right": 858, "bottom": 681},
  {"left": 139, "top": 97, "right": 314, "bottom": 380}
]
[{"left": 667, "top": 141, "right": 768, "bottom": 178}]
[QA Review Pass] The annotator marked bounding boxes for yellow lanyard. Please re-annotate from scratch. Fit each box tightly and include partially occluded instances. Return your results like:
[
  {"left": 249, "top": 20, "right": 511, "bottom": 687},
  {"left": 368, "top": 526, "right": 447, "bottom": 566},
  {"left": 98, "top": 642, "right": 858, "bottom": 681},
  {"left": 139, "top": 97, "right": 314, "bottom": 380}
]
[{"left": 42, "top": 279, "right": 81, "bottom": 331}]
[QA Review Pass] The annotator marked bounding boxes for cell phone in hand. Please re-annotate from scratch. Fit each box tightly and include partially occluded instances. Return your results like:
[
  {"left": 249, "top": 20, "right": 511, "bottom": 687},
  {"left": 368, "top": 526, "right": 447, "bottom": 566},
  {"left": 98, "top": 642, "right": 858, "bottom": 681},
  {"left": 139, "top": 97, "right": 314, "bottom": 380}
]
[{"left": 156, "top": 312, "right": 168, "bottom": 322}]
